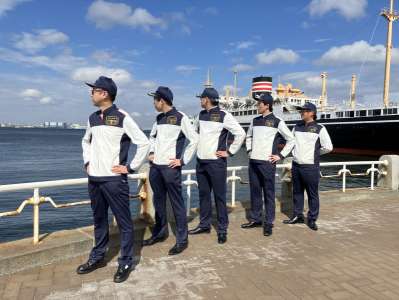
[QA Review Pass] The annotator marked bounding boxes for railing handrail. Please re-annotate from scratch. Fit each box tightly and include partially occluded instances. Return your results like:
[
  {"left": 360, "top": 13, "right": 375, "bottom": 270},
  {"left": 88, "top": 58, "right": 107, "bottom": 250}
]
[{"left": 0, "top": 160, "right": 386, "bottom": 193}]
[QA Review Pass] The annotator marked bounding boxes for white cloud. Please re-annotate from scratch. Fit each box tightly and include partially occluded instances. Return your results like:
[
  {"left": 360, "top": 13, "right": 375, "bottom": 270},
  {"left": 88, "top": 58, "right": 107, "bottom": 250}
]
[
  {"left": 138, "top": 80, "right": 157, "bottom": 89},
  {"left": 204, "top": 7, "right": 218, "bottom": 16},
  {"left": 13, "top": 29, "right": 69, "bottom": 53},
  {"left": 87, "top": 0, "right": 164, "bottom": 30},
  {"left": 308, "top": 0, "right": 367, "bottom": 20},
  {"left": 230, "top": 64, "right": 254, "bottom": 72},
  {"left": 20, "top": 88, "right": 42, "bottom": 98},
  {"left": 316, "top": 40, "right": 399, "bottom": 66},
  {"left": 71, "top": 66, "right": 132, "bottom": 85},
  {"left": 39, "top": 96, "right": 53, "bottom": 104},
  {"left": 20, "top": 88, "right": 53, "bottom": 104},
  {"left": 0, "top": 0, "right": 28, "bottom": 17},
  {"left": 175, "top": 65, "right": 200, "bottom": 75},
  {"left": 130, "top": 111, "right": 142, "bottom": 117},
  {"left": 0, "top": 47, "right": 85, "bottom": 72},
  {"left": 256, "top": 48, "right": 300, "bottom": 65},
  {"left": 236, "top": 41, "right": 256, "bottom": 50}
]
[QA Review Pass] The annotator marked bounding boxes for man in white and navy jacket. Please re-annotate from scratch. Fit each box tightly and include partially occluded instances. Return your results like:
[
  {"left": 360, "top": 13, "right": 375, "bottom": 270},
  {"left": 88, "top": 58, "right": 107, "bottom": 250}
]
[
  {"left": 241, "top": 93, "right": 294, "bottom": 236},
  {"left": 142, "top": 86, "right": 198, "bottom": 256},
  {"left": 78, "top": 76, "right": 150, "bottom": 283},
  {"left": 283, "top": 102, "right": 333, "bottom": 231},
  {"left": 188, "top": 87, "right": 245, "bottom": 244}
]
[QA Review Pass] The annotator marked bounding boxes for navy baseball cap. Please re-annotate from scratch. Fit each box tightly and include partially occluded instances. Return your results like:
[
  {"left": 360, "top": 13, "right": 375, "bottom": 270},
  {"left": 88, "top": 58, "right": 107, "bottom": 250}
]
[
  {"left": 301, "top": 102, "right": 317, "bottom": 113},
  {"left": 255, "top": 93, "right": 273, "bottom": 105},
  {"left": 86, "top": 76, "right": 117, "bottom": 99},
  {"left": 148, "top": 86, "right": 173, "bottom": 103},
  {"left": 196, "top": 87, "right": 219, "bottom": 100}
]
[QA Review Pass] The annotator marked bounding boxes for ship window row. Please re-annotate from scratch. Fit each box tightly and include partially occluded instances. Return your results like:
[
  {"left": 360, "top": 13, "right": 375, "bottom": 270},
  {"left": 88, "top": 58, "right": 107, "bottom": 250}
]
[
  {"left": 231, "top": 110, "right": 258, "bottom": 116},
  {"left": 334, "top": 108, "right": 398, "bottom": 118}
]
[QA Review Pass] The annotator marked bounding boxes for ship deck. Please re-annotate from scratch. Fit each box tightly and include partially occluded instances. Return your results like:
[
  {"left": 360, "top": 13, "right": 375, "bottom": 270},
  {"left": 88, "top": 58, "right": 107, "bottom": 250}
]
[{"left": 1, "top": 189, "right": 399, "bottom": 300}]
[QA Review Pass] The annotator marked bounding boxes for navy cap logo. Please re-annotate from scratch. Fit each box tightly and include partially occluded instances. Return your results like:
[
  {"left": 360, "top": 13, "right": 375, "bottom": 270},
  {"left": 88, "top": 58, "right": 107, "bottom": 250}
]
[
  {"left": 105, "top": 116, "right": 119, "bottom": 126},
  {"left": 167, "top": 116, "right": 177, "bottom": 125}
]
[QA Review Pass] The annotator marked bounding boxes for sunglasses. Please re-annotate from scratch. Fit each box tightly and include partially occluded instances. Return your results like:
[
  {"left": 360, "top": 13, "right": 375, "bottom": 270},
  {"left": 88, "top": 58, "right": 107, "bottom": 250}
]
[{"left": 91, "top": 88, "right": 105, "bottom": 95}]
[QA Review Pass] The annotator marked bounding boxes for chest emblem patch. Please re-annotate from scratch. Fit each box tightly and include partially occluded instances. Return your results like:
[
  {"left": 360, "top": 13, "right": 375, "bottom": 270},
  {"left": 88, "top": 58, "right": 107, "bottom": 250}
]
[
  {"left": 167, "top": 116, "right": 177, "bottom": 125},
  {"left": 105, "top": 116, "right": 119, "bottom": 126},
  {"left": 307, "top": 126, "right": 317, "bottom": 133},
  {"left": 210, "top": 113, "right": 220, "bottom": 122},
  {"left": 265, "top": 120, "right": 274, "bottom": 127}
]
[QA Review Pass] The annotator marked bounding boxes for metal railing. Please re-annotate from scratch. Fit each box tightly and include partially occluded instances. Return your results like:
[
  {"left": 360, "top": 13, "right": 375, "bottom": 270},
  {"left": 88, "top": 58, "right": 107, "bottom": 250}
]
[{"left": 0, "top": 160, "right": 388, "bottom": 245}]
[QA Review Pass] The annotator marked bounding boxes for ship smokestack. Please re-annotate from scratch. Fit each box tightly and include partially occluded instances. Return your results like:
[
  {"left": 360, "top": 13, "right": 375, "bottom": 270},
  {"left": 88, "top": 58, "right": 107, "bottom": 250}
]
[
  {"left": 320, "top": 72, "right": 328, "bottom": 109},
  {"left": 350, "top": 74, "right": 357, "bottom": 109},
  {"left": 381, "top": 0, "right": 399, "bottom": 108}
]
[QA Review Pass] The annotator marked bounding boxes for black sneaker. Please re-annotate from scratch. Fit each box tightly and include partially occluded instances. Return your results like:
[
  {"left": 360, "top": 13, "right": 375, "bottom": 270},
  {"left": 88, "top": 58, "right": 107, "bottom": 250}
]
[
  {"left": 168, "top": 242, "right": 188, "bottom": 255},
  {"left": 263, "top": 224, "right": 273, "bottom": 236},
  {"left": 283, "top": 215, "right": 305, "bottom": 224},
  {"left": 142, "top": 235, "right": 168, "bottom": 246},
  {"left": 113, "top": 264, "right": 133, "bottom": 283},
  {"left": 307, "top": 220, "right": 318, "bottom": 231},
  {"left": 188, "top": 226, "right": 211, "bottom": 235},
  {"left": 241, "top": 221, "right": 262, "bottom": 229},
  {"left": 217, "top": 233, "right": 227, "bottom": 244},
  {"left": 76, "top": 259, "right": 106, "bottom": 275}
]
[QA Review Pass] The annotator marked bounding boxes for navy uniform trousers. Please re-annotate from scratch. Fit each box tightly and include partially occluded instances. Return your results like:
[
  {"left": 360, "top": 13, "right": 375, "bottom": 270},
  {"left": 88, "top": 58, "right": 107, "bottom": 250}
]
[
  {"left": 248, "top": 161, "right": 276, "bottom": 225},
  {"left": 88, "top": 179, "right": 133, "bottom": 267},
  {"left": 149, "top": 165, "right": 188, "bottom": 245},
  {"left": 196, "top": 159, "right": 229, "bottom": 234},
  {"left": 292, "top": 162, "right": 320, "bottom": 221}
]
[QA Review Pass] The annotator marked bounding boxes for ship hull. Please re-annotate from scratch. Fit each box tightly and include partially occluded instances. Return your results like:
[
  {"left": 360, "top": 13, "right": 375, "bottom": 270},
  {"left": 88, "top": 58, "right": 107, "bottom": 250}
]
[{"left": 238, "top": 115, "right": 399, "bottom": 155}]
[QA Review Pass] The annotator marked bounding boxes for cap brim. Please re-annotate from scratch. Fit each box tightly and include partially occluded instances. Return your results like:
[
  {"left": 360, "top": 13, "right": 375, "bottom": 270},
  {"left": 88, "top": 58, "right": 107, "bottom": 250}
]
[
  {"left": 85, "top": 82, "right": 96, "bottom": 88},
  {"left": 147, "top": 92, "right": 157, "bottom": 97}
]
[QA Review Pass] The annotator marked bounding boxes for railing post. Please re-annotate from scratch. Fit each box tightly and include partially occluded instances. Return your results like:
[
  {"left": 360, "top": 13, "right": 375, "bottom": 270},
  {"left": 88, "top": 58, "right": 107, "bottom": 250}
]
[
  {"left": 370, "top": 163, "right": 375, "bottom": 190},
  {"left": 342, "top": 164, "right": 347, "bottom": 193},
  {"left": 231, "top": 169, "right": 236, "bottom": 207},
  {"left": 378, "top": 155, "right": 399, "bottom": 191},
  {"left": 186, "top": 174, "right": 191, "bottom": 216},
  {"left": 33, "top": 188, "right": 40, "bottom": 245}
]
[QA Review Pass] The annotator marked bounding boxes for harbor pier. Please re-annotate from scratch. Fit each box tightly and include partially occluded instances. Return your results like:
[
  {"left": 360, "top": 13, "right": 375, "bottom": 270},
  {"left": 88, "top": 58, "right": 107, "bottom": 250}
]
[{"left": 0, "top": 156, "right": 398, "bottom": 299}]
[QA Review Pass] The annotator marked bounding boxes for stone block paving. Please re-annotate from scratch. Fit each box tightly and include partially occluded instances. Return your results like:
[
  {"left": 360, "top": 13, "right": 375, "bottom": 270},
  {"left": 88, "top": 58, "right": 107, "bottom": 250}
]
[{"left": 1, "top": 195, "right": 399, "bottom": 300}]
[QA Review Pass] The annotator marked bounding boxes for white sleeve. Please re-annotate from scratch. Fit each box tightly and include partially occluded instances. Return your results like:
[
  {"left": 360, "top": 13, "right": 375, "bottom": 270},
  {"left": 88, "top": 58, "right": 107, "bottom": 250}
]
[
  {"left": 123, "top": 116, "right": 150, "bottom": 172},
  {"left": 180, "top": 115, "right": 199, "bottom": 165},
  {"left": 149, "top": 122, "right": 157, "bottom": 154},
  {"left": 223, "top": 112, "right": 246, "bottom": 156},
  {"left": 278, "top": 120, "right": 295, "bottom": 158},
  {"left": 319, "top": 126, "right": 333, "bottom": 155},
  {"left": 245, "top": 120, "right": 253, "bottom": 154},
  {"left": 81, "top": 120, "right": 91, "bottom": 167}
]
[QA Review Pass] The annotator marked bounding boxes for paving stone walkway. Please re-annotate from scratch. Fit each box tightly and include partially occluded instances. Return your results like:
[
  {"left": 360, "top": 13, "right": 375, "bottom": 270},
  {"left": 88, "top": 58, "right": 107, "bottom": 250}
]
[{"left": 1, "top": 195, "right": 399, "bottom": 299}]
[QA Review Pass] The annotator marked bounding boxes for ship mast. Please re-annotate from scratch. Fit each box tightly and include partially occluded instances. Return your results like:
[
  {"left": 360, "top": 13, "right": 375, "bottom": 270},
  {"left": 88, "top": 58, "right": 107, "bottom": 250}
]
[
  {"left": 350, "top": 74, "right": 357, "bottom": 109},
  {"left": 320, "top": 72, "right": 328, "bottom": 110},
  {"left": 233, "top": 70, "right": 238, "bottom": 99},
  {"left": 204, "top": 68, "right": 213, "bottom": 88},
  {"left": 381, "top": 0, "right": 399, "bottom": 108}
]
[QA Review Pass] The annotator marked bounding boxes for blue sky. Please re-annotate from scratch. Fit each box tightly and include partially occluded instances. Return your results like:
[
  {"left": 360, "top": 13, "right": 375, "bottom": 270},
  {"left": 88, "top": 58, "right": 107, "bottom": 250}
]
[{"left": 0, "top": 0, "right": 398, "bottom": 128}]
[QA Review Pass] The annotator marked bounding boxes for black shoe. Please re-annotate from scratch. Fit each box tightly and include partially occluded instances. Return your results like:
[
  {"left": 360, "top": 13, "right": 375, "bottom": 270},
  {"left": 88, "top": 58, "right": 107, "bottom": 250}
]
[
  {"left": 188, "top": 226, "right": 211, "bottom": 235},
  {"left": 76, "top": 259, "right": 106, "bottom": 275},
  {"left": 263, "top": 224, "right": 273, "bottom": 236},
  {"left": 168, "top": 242, "right": 188, "bottom": 255},
  {"left": 142, "top": 235, "right": 168, "bottom": 246},
  {"left": 113, "top": 264, "right": 133, "bottom": 283},
  {"left": 283, "top": 216, "right": 305, "bottom": 224},
  {"left": 307, "top": 220, "right": 318, "bottom": 231},
  {"left": 241, "top": 221, "right": 262, "bottom": 229},
  {"left": 217, "top": 233, "right": 227, "bottom": 244}
]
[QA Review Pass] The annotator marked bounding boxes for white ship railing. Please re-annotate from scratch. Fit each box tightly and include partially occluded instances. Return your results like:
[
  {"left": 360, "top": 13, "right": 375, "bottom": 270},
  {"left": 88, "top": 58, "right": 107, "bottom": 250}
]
[{"left": 0, "top": 160, "right": 388, "bottom": 245}]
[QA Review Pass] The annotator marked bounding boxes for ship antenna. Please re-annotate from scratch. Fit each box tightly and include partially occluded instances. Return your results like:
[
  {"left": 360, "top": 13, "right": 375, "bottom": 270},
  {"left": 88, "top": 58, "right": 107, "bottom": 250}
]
[{"left": 381, "top": 0, "right": 399, "bottom": 108}]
